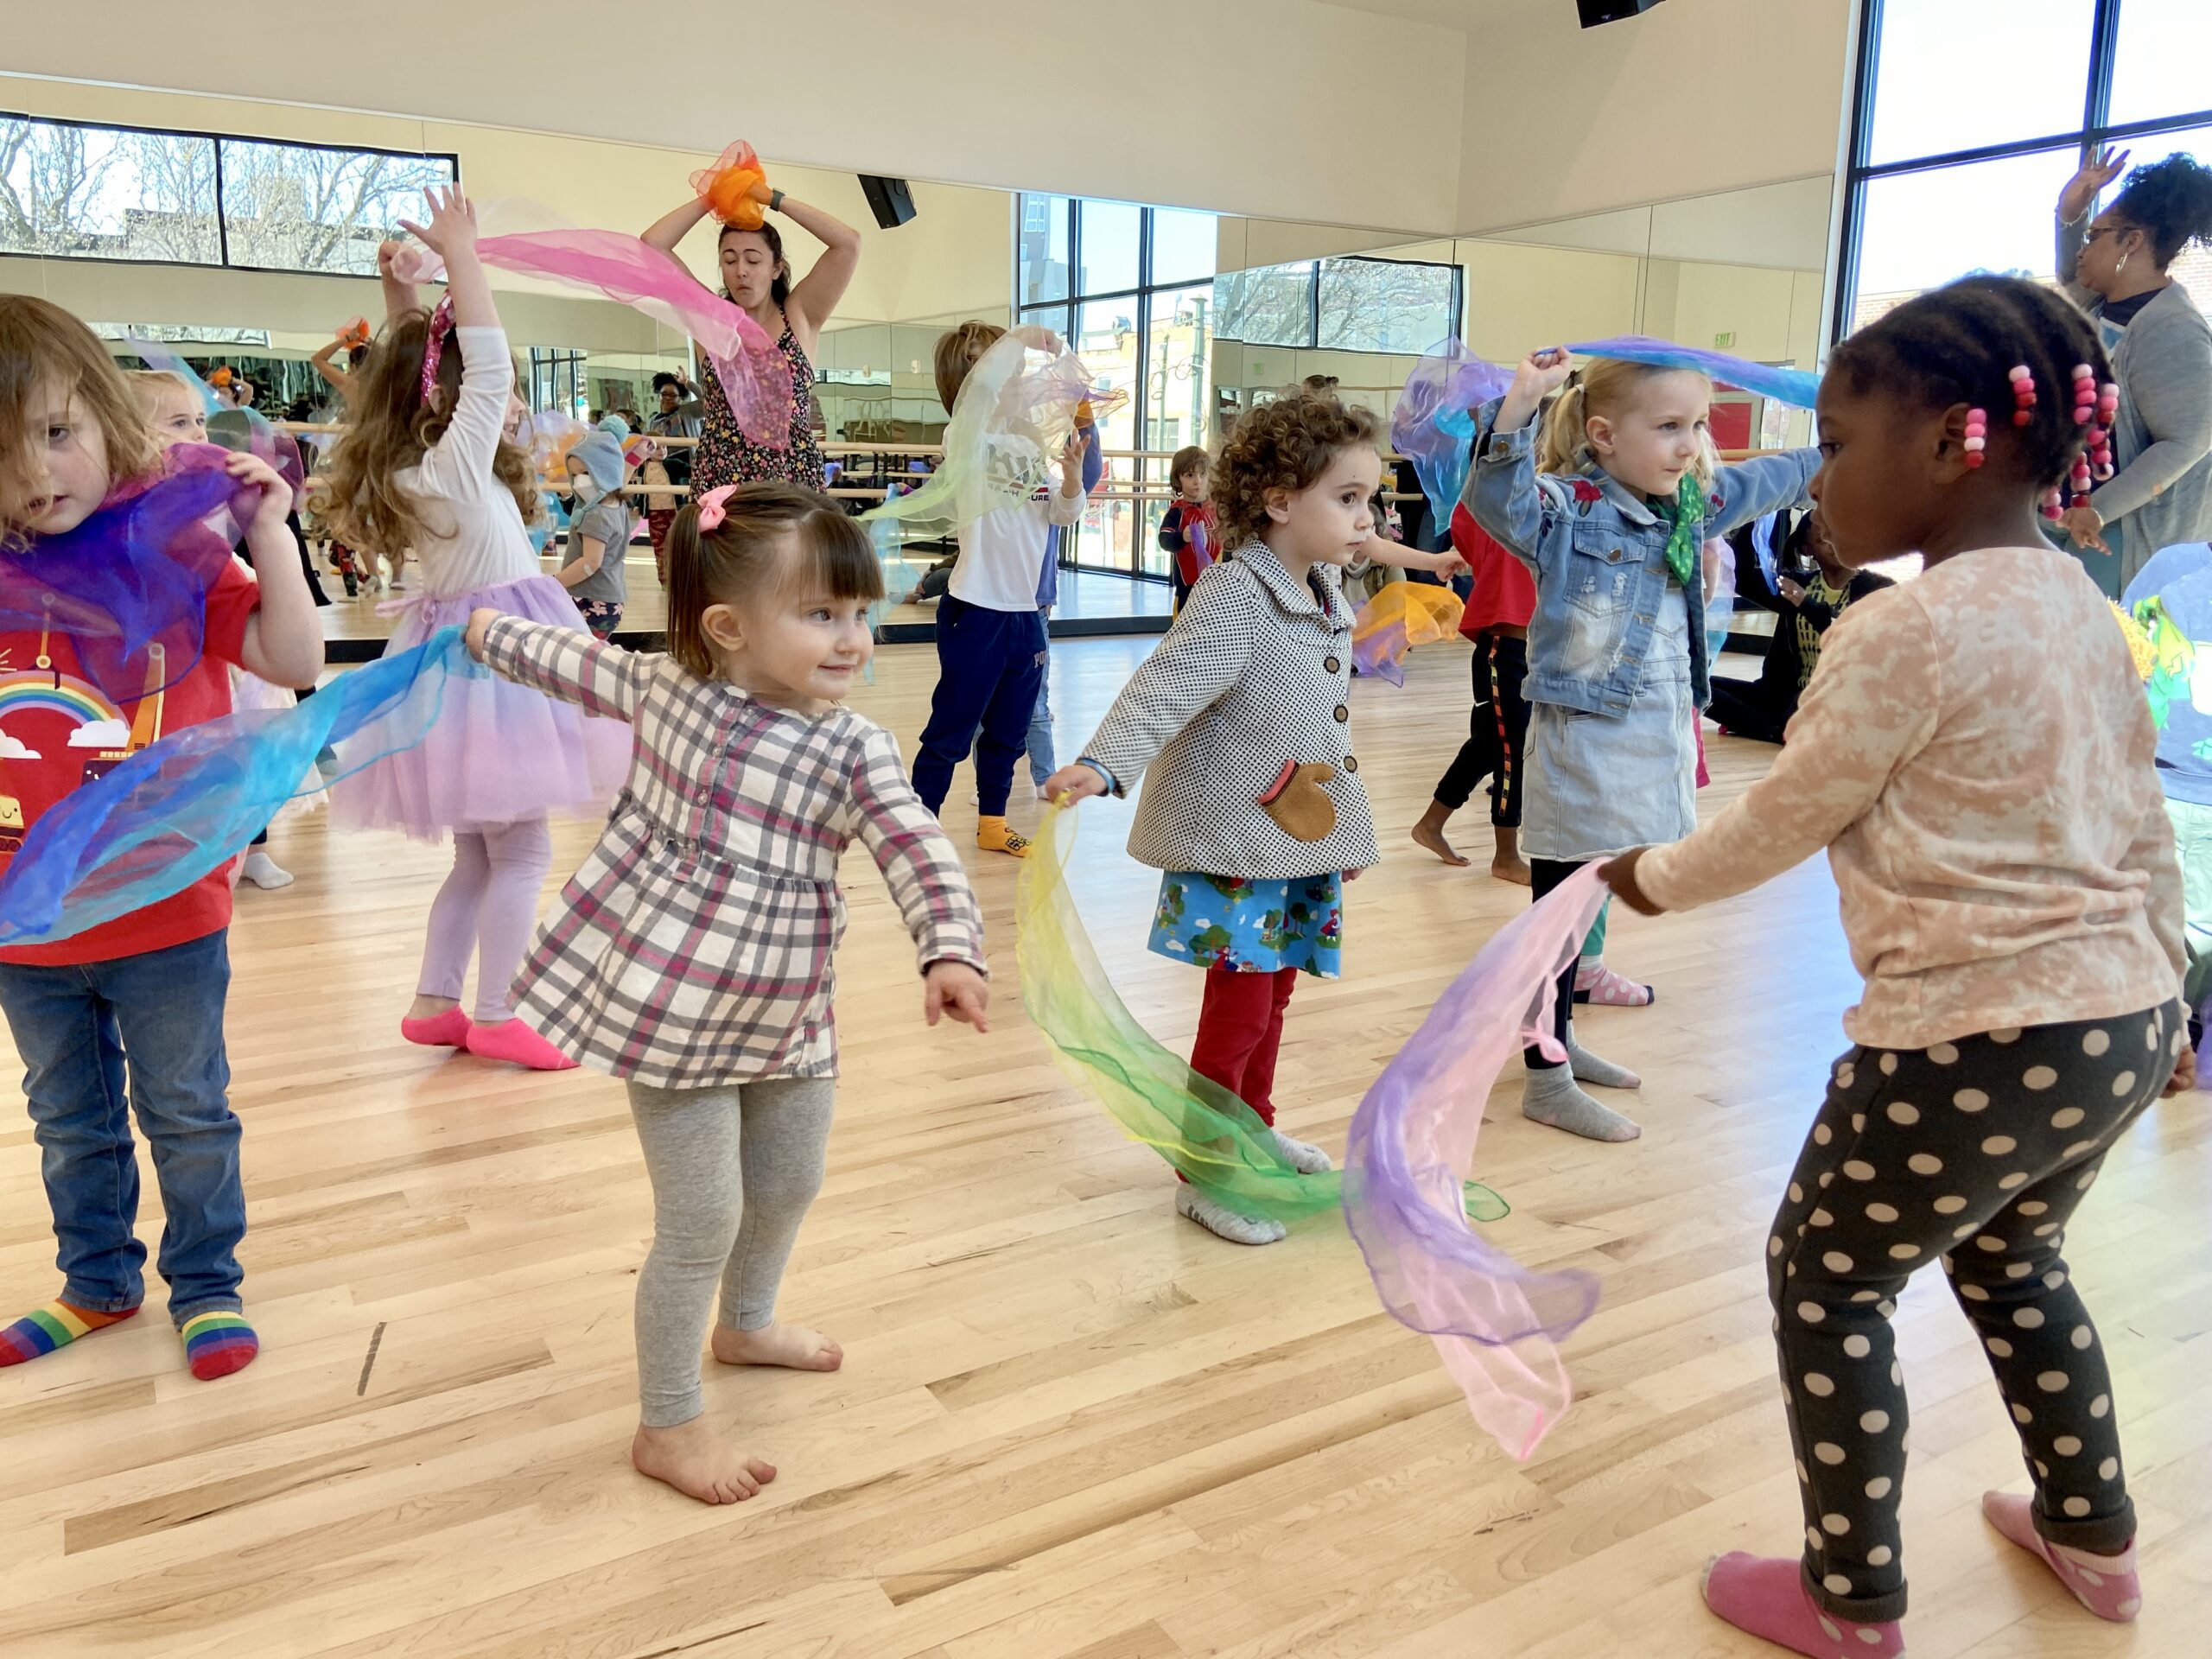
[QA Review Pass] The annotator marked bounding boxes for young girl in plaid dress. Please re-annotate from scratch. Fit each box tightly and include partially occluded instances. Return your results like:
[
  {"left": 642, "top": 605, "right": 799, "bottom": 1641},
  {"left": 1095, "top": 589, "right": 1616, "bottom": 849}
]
[{"left": 465, "top": 483, "right": 990, "bottom": 1506}]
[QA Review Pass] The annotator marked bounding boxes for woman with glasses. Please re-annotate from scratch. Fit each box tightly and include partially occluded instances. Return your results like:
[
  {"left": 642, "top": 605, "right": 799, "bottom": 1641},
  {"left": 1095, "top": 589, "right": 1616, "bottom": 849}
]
[{"left": 2055, "top": 148, "right": 2212, "bottom": 594}]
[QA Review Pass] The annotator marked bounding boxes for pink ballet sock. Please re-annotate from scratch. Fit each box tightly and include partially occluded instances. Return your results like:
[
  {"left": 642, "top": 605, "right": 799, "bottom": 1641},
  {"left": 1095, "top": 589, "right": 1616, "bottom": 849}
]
[
  {"left": 1702, "top": 1554, "right": 1903, "bottom": 1658},
  {"left": 465, "top": 1018, "right": 577, "bottom": 1071},
  {"left": 1981, "top": 1492, "right": 2141, "bottom": 1622},
  {"left": 401, "top": 1008, "right": 472, "bottom": 1047}
]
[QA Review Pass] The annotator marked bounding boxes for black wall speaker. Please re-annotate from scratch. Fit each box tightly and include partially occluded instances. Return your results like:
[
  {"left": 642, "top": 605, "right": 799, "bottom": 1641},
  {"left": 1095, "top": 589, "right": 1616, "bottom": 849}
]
[
  {"left": 1577, "top": 0, "right": 1668, "bottom": 26},
  {"left": 858, "top": 176, "right": 917, "bottom": 230}
]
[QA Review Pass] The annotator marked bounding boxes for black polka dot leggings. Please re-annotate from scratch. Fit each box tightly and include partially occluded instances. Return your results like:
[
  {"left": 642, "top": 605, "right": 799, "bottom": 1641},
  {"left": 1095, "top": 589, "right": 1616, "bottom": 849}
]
[{"left": 1769, "top": 1001, "right": 2180, "bottom": 1624}]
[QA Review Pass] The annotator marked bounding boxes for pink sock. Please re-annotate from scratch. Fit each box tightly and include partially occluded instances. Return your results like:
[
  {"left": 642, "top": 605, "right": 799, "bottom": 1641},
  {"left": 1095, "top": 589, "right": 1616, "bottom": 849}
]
[
  {"left": 1702, "top": 1554, "right": 1903, "bottom": 1658},
  {"left": 1981, "top": 1492, "right": 2141, "bottom": 1621},
  {"left": 465, "top": 1018, "right": 577, "bottom": 1071},
  {"left": 401, "top": 1007, "right": 472, "bottom": 1047}
]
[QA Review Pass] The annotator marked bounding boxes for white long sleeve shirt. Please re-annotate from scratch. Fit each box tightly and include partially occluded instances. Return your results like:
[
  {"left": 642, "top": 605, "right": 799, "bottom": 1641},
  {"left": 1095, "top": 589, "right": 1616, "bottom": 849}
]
[
  {"left": 948, "top": 459, "right": 1086, "bottom": 613},
  {"left": 397, "top": 325, "right": 543, "bottom": 598}
]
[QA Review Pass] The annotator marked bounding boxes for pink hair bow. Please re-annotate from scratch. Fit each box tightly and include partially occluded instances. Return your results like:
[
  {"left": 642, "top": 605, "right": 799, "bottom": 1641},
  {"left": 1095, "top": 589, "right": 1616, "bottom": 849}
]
[
  {"left": 696, "top": 484, "right": 737, "bottom": 531},
  {"left": 419, "top": 295, "right": 457, "bottom": 407}
]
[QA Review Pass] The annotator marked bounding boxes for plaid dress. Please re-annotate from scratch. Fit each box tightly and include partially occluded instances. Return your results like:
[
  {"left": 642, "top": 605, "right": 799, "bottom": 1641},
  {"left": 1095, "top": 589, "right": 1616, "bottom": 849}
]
[{"left": 480, "top": 617, "right": 988, "bottom": 1088}]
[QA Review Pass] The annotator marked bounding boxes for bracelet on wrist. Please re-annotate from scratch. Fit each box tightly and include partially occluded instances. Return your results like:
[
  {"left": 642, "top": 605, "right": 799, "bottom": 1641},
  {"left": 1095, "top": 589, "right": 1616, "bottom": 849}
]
[{"left": 769, "top": 188, "right": 785, "bottom": 213}]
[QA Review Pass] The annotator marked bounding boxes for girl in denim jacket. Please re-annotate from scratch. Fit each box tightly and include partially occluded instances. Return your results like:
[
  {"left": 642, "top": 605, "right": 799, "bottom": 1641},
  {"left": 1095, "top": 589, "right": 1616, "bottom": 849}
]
[{"left": 1468, "top": 352, "right": 1818, "bottom": 1141}]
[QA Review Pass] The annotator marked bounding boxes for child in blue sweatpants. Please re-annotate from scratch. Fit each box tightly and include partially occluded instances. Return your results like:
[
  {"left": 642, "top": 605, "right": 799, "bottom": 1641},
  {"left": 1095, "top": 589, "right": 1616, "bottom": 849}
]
[{"left": 912, "top": 321, "right": 1087, "bottom": 858}]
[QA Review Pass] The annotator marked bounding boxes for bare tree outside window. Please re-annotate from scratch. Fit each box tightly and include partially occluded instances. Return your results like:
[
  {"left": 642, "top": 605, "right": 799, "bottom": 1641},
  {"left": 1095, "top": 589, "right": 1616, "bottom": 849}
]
[
  {"left": 0, "top": 118, "right": 219, "bottom": 264},
  {"left": 219, "top": 138, "right": 453, "bottom": 276}
]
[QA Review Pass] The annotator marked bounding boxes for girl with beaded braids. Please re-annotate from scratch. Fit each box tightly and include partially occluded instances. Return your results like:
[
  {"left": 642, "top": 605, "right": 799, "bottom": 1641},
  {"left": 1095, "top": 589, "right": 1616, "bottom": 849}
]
[
  {"left": 1602, "top": 274, "right": 2187, "bottom": 1658},
  {"left": 1465, "top": 354, "right": 1819, "bottom": 1144}
]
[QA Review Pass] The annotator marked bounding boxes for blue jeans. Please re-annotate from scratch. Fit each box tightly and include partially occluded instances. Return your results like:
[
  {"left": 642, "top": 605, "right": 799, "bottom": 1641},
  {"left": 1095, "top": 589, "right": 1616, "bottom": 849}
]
[
  {"left": 913, "top": 594, "right": 1047, "bottom": 817},
  {"left": 0, "top": 930, "right": 245, "bottom": 1323},
  {"left": 1026, "top": 656, "right": 1054, "bottom": 786}
]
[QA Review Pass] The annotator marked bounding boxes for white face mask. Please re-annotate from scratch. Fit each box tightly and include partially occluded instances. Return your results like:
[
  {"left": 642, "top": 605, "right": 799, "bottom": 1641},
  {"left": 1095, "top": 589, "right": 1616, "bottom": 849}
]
[{"left": 571, "top": 474, "right": 604, "bottom": 508}]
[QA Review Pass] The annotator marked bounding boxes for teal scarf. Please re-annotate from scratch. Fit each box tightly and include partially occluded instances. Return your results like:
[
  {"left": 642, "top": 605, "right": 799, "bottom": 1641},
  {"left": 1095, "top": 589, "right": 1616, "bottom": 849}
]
[{"left": 1658, "top": 472, "right": 1706, "bottom": 589}]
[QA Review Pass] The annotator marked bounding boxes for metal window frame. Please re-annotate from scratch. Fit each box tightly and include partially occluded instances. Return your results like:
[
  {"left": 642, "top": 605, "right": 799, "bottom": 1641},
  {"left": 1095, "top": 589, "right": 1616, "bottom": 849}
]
[
  {"left": 0, "top": 105, "right": 460, "bottom": 280},
  {"left": 1833, "top": 0, "right": 2212, "bottom": 342}
]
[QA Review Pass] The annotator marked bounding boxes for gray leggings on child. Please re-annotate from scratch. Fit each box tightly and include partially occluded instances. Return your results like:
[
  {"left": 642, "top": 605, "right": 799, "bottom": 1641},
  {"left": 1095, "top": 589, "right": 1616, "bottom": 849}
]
[{"left": 626, "top": 1076, "right": 836, "bottom": 1428}]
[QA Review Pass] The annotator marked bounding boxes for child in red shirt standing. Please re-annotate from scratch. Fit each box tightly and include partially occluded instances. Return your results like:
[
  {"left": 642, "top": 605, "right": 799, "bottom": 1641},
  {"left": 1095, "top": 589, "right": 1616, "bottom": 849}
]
[{"left": 0, "top": 297, "right": 323, "bottom": 1380}]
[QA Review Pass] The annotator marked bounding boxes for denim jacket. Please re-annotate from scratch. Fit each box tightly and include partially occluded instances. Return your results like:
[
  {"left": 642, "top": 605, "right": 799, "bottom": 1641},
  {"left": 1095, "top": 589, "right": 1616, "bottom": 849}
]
[{"left": 1465, "top": 398, "right": 1820, "bottom": 715}]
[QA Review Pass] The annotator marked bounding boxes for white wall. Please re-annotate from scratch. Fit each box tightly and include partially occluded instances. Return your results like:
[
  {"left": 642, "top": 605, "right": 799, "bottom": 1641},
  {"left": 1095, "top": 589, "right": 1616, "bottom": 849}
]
[
  {"left": 1454, "top": 0, "right": 1853, "bottom": 234},
  {"left": 6, "top": 0, "right": 1471, "bottom": 236}
]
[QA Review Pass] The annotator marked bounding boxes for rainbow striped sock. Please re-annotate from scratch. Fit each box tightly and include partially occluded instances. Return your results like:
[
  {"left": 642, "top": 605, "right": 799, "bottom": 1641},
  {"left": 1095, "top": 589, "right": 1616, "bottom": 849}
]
[
  {"left": 0, "top": 1300, "right": 138, "bottom": 1366},
  {"left": 179, "top": 1310, "right": 258, "bottom": 1381}
]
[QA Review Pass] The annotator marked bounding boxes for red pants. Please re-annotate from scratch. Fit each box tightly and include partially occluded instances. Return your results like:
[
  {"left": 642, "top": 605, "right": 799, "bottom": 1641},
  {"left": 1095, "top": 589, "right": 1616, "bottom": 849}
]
[{"left": 1190, "top": 965, "right": 1300, "bottom": 1127}]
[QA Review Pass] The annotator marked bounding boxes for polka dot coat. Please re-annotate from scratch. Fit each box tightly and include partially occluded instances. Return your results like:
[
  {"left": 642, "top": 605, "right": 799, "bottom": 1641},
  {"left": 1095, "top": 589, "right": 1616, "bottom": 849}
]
[{"left": 1079, "top": 543, "right": 1379, "bottom": 882}]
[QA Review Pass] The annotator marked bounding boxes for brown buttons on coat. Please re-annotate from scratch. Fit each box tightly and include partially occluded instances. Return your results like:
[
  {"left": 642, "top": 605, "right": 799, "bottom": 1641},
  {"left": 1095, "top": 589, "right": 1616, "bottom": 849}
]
[
  {"left": 1343, "top": 754, "right": 1359, "bottom": 773},
  {"left": 1324, "top": 655, "right": 1341, "bottom": 673},
  {"left": 1333, "top": 705, "right": 1349, "bottom": 722}
]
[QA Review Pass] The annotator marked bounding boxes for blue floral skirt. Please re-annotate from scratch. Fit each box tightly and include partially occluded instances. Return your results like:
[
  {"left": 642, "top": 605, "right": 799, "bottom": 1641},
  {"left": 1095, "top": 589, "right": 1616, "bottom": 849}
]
[{"left": 1147, "top": 871, "right": 1344, "bottom": 977}]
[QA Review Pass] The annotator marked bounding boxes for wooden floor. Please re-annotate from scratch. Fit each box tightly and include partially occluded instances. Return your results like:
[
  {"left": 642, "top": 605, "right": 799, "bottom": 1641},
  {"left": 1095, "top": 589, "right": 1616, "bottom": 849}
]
[{"left": 1, "top": 638, "right": 2206, "bottom": 1659}]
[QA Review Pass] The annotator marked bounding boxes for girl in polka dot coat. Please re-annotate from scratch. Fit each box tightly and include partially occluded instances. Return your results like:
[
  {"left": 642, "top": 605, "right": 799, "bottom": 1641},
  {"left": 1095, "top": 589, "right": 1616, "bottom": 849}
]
[
  {"left": 1606, "top": 277, "right": 2188, "bottom": 1658},
  {"left": 1044, "top": 391, "right": 1462, "bottom": 1249}
]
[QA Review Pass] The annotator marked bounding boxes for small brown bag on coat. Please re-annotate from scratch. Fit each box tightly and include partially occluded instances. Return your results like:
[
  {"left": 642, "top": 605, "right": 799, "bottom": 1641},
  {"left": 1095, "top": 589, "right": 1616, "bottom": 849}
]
[{"left": 1258, "top": 760, "right": 1338, "bottom": 842}]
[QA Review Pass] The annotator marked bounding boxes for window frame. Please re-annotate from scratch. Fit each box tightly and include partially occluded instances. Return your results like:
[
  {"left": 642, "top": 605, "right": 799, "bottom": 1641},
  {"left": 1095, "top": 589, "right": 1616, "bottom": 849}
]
[
  {"left": 1833, "top": 0, "right": 2212, "bottom": 340},
  {"left": 0, "top": 106, "right": 460, "bottom": 279}
]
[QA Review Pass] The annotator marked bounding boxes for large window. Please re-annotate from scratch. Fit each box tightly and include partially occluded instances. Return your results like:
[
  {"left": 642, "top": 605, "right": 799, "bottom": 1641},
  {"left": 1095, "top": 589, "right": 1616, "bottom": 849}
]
[
  {"left": 1017, "top": 194, "right": 1217, "bottom": 576},
  {"left": 0, "top": 111, "right": 455, "bottom": 277},
  {"left": 1214, "top": 257, "right": 1464, "bottom": 357},
  {"left": 1837, "top": 0, "right": 2212, "bottom": 333}
]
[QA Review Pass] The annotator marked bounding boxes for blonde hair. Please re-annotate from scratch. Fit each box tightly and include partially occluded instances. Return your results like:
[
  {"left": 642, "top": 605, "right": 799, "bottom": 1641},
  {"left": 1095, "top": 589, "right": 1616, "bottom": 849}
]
[
  {"left": 309, "top": 306, "right": 540, "bottom": 555},
  {"left": 1537, "top": 359, "right": 1717, "bottom": 490},
  {"left": 0, "top": 296, "right": 162, "bottom": 538},
  {"left": 126, "top": 368, "right": 201, "bottom": 418},
  {"left": 933, "top": 320, "right": 1007, "bottom": 415}
]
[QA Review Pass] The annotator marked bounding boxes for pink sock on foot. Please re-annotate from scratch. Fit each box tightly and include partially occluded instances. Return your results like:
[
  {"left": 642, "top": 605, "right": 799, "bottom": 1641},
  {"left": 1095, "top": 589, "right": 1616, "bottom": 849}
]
[
  {"left": 1703, "top": 1554, "right": 1903, "bottom": 1659},
  {"left": 401, "top": 1008, "right": 471, "bottom": 1047},
  {"left": 1981, "top": 1492, "right": 2141, "bottom": 1622},
  {"left": 465, "top": 1019, "right": 577, "bottom": 1071}
]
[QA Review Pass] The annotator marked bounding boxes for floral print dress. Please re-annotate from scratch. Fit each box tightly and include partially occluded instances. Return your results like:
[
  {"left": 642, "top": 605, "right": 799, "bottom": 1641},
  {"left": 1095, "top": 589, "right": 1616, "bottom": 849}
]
[
  {"left": 691, "top": 320, "right": 826, "bottom": 494},
  {"left": 1147, "top": 871, "right": 1344, "bottom": 978}
]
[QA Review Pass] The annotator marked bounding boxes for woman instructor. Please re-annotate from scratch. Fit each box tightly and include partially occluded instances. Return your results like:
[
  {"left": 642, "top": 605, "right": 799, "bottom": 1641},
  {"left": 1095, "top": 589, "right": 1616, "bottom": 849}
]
[
  {"left": 2055, "top": 148, "right": 2212, "bottom": 593},
  {"left": 642, "top": 151, "right": 861, "bottom": 495}
]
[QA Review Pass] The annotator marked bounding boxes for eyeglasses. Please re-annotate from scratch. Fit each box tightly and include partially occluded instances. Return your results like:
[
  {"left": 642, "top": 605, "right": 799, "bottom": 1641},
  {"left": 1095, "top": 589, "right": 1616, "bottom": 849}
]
[{"left": 2082, "top": 224, "right": 2133, "bottom": 245}]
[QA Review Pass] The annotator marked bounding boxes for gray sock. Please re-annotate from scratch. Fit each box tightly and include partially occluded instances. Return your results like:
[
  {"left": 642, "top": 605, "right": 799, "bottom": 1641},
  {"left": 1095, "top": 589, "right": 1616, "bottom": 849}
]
[
  {"left": 1522, "top": 1065, "right": 1642, "bottom": 1142},
  {"left": 1566, "top": 1024, "right": 1641, "bottom": 1090}
]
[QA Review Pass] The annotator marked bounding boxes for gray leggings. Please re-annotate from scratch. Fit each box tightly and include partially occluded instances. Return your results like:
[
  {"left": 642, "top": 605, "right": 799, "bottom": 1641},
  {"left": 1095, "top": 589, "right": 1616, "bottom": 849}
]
[{"left": 626, "top": 1076, "right": 836, "bottom": 1428}]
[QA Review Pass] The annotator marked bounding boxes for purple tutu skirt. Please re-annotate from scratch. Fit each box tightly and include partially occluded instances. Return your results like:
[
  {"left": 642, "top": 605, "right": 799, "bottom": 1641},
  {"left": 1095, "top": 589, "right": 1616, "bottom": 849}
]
[{"left": 332, "top": 574, "right": 632, "bottom": 839}]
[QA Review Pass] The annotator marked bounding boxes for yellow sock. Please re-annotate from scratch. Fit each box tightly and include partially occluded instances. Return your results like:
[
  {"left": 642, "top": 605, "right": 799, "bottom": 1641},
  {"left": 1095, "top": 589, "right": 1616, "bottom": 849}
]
[{"left": 976, "top": 816, "right": 1030, "bottom": 858}]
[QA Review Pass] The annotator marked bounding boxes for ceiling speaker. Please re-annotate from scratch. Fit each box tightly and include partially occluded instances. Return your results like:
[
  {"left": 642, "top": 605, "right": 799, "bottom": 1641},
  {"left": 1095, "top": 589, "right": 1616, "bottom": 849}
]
[
  {"left": 858, "top": 176, "right": 917, "bottom": 230},
  {"left": 1578, "top": 0, "right": 1668, "bottom": 25}
]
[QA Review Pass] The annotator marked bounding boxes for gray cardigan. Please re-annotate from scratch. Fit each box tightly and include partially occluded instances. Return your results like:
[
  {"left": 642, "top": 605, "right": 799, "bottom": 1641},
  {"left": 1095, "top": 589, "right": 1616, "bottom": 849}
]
[
  {"left": 1079, "top": 543, "right": 1380, "bottom": 880},
  {"left": 2059, "top": 214, "right": 2212, "bottom": 578}
]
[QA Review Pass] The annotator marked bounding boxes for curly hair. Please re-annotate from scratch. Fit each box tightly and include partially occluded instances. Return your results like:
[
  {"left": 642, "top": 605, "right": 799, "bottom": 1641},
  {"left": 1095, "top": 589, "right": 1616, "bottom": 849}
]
[
  {"left": 1211, "top": 389, "right": 1381, "bottom": 551},
  {"left": 309, "top": 305, "right": 540, "bottom": 556},
  {"left": 1828, "top": 274, "right": 2112, "bottom": 492},
  {"left": 2110, "top": 152, "right": 2212, "bottom": 270}
]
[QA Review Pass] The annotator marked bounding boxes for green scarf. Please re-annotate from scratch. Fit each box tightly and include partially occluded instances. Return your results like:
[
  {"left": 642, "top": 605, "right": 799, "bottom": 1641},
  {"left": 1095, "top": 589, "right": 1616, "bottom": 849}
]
[{"left": 1658, "top": 472, "right": 1706, "bottom": 588}]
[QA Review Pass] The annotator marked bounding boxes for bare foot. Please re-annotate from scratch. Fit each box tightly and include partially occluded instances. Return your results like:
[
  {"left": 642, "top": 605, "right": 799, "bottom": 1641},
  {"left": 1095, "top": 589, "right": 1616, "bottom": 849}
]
[
  {"left": 1489, "top": 855, "right": 1532, "bottom": 886},
  {"left": 711, "top": 1321, "right": 843, "bottom": 1372},
  {"left": 406, "top": 992, "right": 461, "bottom": 1021},
  {"left": 630, "top": 1418, "right": 777, "bottom": 1504},
  {"left": 1410, "top": 812, "right": 1471, "bottom": 868}
]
